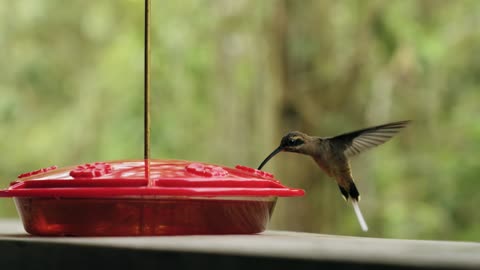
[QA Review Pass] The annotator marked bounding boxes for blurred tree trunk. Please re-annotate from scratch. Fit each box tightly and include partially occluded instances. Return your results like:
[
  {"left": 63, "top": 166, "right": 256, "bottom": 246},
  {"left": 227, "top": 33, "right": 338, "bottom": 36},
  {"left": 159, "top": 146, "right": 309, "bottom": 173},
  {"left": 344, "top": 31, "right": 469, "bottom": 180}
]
[
  {"left": 267, "top": 0, "right": 334, "bottom": 232},
  {"left": 267, "top": 0, "right": 379, "bottom": 233}
]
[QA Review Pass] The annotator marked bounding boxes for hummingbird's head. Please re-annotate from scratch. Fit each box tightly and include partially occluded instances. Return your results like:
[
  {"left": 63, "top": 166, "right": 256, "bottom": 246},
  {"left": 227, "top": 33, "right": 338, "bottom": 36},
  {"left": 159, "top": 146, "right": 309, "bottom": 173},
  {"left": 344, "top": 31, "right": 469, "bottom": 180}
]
[
  {"left": 280, "top": 131, "right": 308, "bottom": 152},
  {"left": 257, "top": 131, "right": 310, "bottom": 170}
]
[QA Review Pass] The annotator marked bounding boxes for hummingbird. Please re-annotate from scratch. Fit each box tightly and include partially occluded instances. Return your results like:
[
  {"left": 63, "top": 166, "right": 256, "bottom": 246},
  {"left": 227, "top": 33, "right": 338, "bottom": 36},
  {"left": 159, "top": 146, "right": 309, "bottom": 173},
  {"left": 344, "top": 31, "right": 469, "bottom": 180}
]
[{"left": 257, "top": 120, "right": 411, "bottom": 232}]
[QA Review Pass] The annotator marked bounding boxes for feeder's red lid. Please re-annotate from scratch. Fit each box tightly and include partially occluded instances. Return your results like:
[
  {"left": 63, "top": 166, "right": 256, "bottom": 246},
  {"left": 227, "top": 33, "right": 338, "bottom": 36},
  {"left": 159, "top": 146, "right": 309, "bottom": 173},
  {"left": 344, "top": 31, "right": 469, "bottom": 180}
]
[{"left": 0, "top": 159, "right": 304, "bottom": 198}]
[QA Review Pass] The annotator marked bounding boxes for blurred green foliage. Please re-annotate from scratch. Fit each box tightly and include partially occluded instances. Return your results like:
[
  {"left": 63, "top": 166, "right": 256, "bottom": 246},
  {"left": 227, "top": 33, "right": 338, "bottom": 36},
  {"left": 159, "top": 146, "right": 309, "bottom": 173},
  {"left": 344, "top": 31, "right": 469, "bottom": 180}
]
[{"left": 1, "top": 0, "right": 480, "bottom": 241}]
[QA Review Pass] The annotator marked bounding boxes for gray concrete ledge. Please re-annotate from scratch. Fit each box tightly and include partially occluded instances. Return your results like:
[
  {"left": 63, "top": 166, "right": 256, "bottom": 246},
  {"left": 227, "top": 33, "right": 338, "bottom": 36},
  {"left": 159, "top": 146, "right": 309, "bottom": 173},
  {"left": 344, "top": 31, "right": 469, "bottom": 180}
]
[{"left": 0, "top": 219, "right": 479, "bottom": 270}]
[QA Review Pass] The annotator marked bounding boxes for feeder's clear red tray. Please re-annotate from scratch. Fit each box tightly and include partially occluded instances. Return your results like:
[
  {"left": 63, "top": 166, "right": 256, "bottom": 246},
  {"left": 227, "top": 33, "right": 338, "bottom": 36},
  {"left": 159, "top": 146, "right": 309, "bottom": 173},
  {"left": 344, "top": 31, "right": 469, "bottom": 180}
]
[{"left": 0, "top": 159, "right": 304, "bottom": 236}]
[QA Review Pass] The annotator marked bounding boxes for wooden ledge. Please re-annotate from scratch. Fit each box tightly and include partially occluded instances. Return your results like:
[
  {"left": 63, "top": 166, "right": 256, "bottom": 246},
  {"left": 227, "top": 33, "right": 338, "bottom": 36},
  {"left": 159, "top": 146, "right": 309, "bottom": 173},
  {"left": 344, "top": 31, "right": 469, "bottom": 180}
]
[{"left": 0, "top": 219, "right": 479, "bottom": 270}]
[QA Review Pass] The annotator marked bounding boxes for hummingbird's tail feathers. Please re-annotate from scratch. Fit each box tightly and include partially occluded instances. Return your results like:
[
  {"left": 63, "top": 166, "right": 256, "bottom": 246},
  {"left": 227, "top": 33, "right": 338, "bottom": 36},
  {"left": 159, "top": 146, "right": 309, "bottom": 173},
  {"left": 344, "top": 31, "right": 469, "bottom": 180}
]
[
  {"left": 338, "top": 182, "right": 360, "bottom": 201},
  {"left": 352, "top": 200, "right": 369, "bottom": 232},
  {"left": 349, "top": 182, "right": 360, "bottom": 200},
  {"left": 338, "top": 185, "right": 349, "bottom": 201},
  {"left": 339, "top": 181, "right": 367, "bottom": 231}
]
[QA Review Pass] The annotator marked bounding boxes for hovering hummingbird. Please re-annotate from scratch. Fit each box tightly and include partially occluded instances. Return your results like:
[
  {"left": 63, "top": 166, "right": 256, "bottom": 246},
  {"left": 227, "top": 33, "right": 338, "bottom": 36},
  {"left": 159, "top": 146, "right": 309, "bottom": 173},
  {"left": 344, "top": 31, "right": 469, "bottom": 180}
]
[{"left": 257, "top": 120, "right": 411, "bottom": 232}]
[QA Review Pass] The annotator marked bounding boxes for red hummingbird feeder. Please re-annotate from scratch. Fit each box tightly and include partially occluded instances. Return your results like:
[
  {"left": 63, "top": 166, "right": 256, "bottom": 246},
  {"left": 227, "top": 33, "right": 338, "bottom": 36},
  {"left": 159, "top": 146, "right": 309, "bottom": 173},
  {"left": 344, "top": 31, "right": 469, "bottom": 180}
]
[
  {"left": 0, "top": 0, "right": 304, "bottom": 236},
  {"left": 0, "top": 160, "right": 303, "bottom": 236}
]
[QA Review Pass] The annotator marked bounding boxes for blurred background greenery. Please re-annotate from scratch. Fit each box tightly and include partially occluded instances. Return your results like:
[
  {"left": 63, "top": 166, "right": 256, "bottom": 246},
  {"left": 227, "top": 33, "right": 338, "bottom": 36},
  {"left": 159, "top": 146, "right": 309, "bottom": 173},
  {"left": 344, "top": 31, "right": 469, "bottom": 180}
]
[{"left": 1, "top": 0, "right": 479, "bottom": 241}]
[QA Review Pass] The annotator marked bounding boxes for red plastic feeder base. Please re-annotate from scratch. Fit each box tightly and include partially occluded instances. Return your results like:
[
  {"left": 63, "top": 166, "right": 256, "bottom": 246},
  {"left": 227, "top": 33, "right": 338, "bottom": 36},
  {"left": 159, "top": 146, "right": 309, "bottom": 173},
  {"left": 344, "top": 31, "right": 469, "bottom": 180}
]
[{"left": 15, "top": 197, "right": 277, "bottom": 236}]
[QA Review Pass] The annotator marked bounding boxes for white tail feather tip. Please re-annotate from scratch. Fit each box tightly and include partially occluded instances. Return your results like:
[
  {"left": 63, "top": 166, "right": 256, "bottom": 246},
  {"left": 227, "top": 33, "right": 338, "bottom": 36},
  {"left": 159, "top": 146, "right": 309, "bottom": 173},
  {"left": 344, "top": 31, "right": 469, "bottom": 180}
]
[{"left": 352, "top": 200, "right": 368, "bottom": 232}]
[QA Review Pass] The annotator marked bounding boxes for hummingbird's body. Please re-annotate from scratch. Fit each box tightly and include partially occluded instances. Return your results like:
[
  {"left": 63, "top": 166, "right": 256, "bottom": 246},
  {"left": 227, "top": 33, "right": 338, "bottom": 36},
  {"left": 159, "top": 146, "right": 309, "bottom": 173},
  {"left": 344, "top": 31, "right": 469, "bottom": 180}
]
[
  {"left": 257, "top": 120, "right": 411, "bottom": 232},
  {"left": 290, "top": 136, "right": 359, "bottom": 200}
]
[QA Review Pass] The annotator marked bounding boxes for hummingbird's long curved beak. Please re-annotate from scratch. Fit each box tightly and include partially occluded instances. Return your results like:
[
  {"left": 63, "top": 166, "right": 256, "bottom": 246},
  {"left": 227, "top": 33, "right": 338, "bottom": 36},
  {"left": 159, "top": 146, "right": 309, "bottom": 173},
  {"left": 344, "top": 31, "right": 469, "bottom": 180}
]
[{"left": 257, "top": 146, "right": 284, "bottom": 170}]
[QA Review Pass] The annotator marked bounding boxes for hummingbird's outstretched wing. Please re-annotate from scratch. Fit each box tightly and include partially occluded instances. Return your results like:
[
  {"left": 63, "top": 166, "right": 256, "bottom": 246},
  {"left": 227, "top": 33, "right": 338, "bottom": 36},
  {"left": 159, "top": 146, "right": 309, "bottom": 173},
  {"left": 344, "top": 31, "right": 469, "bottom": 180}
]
[{"left": 330, "top": 120, "right": 410, "bottom": 157}]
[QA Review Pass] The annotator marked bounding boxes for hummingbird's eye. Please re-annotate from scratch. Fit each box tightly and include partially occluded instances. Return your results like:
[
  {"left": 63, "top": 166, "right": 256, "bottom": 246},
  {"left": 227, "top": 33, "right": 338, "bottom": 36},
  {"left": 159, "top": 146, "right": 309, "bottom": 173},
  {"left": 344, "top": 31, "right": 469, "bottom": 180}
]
[{"left": 288, "top": 138, "right": 303, "bottom": 146}]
